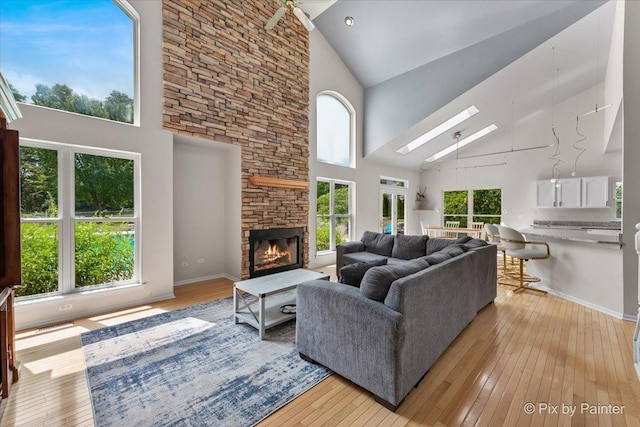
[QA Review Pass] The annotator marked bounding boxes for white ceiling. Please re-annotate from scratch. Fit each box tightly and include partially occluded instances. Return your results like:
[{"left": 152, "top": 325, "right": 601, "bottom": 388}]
[{"left": 309, "top": 0, "right": 616, "bottom": 170}]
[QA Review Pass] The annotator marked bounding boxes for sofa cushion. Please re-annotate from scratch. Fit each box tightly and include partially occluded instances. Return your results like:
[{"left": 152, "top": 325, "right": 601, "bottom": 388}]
[
  {"left": 391, "top": 234, "right": 428, "bottom": 260},
  {"left": 339, "top": 259, "right": 388, "bottom": 287},
  {"left": 343, "top": 251, "right": 388, "bottom": 266},
  {"left": 440, "top": 244, "right": 467, "bottom": 257},
  {"left": 426, "top": 238, "right": 454, "bottom": 255},
  {"left": 361, "top": 231, "right": 395, "bottom": 257},
  {"left": 361, "top": 259, "right": 429, "bottom": 301},
  {"left": 463, "top": 238, "right": 489, "bottom": 249},
  {"left": 422, "top": 251, "right": 452, "bottom": 265}
]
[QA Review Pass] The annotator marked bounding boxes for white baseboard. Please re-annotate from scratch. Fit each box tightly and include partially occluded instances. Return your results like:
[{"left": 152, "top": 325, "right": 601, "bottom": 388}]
[
  {"left": 533, "top": 282, "right": 631, "bottom": 321},
  {"left": 16, "top": 292, "right": 176, "bottom": 331},
  {"left": 174, "top": 274, "right": 239, "bottom": 287}
]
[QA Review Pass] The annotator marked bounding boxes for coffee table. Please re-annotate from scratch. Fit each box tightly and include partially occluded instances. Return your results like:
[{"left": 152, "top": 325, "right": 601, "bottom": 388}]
[{"left": 233, "top": 269, "right": 330, "bottom": 339}]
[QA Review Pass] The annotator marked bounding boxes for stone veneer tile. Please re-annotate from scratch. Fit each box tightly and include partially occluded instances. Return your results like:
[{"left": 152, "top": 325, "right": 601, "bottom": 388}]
[{"left": 162, "top": 0, "right": 310, "bottom": 278}]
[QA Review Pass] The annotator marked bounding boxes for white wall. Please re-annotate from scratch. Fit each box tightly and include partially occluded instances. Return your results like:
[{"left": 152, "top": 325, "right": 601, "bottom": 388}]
[
  {"left": 173, "top": 136, "right": 241, "bottom": 284},
  {"left": 420, "top": 84, "right": 622, "bottom": 230},
  {"left": 11, "top": 0, "right": 175, "bottom": 330},
  {"left": 308, "top": 30, "right": 422, "bottom": 268},
  {"left": 603, "top": 0, "right": 624, "bottom": 150}
]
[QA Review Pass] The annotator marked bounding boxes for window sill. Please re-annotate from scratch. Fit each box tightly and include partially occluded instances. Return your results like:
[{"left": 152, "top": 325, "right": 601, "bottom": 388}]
[{"left": 16, "top": 282, "right": 145, "bottom": 306}]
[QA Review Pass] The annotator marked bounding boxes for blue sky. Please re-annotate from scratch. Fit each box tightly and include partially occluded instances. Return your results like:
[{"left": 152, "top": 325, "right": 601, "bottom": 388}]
[{"left": 0, "top": 0, "right": 133, "bottom": 102}]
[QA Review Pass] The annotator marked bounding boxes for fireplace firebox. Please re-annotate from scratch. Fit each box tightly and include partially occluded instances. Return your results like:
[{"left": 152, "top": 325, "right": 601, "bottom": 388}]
[{"left": 249, "top": 227, "right": 303, "bottom": 278}]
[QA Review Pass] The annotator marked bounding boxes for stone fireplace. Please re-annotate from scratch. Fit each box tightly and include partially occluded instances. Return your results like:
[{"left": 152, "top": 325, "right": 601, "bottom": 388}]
[{"left": 249, "top": 227, "right": 303, "bottom": 278}]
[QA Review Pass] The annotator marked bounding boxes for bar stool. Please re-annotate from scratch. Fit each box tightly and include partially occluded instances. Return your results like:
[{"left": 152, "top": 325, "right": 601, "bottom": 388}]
[
  {"left": 497, "top": 226, "right": 549, "bottom": 294},
  {"left": 485, "top": 224, "right": 510, "bottom": 284}
]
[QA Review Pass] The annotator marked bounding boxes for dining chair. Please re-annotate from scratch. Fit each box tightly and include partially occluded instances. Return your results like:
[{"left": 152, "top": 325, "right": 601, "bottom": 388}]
[
  {"left": 420, "top": 221, "right": 430, "bottom": 236},
  {"left": 444, "top": 221, "right": 460, "bottom": 239},
  {"left": 469, "top": 221, "right": 485, "bottom": 239}
]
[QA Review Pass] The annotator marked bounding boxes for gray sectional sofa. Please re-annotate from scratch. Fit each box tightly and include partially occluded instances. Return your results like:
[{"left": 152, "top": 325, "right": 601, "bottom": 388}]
[{"left": 296, "top": 231, "right": 497, "bottom": 410}]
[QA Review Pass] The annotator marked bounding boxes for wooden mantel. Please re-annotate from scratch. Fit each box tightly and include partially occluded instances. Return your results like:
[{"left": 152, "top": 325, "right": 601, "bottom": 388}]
[{"left": 248, "top": 176, "right": 309, "bottom": 190}]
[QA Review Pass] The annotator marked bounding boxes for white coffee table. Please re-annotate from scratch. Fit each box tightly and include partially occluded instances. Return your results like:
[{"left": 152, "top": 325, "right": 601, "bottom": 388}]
[{"left": 233, "top": 269, "right": 329, "bottom": 339}]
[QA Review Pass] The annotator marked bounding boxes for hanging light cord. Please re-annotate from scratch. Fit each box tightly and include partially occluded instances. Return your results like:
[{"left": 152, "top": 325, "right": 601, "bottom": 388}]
[
  {"left": 549, "top": 126, "right": 563, "bottom": 181},
  {"left": 572, "top": 116, "right": 587, "bottom": 176}
]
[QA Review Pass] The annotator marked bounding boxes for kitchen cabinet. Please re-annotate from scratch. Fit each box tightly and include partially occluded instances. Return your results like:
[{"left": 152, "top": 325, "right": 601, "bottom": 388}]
[
  {"left": 536, "top": 176, "right": 610, "bottom": 208},
  {"left": 582, "top": 176, "right": 611, "bottom": 208}
]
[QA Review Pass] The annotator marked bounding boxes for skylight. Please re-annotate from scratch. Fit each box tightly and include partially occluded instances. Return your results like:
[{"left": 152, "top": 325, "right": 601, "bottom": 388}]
[
  {"left": 396, "top": 106, "right": 479, "bottom": 154},
  {"left": 424, "top": 124, "right": 497, "bottom": 163}
]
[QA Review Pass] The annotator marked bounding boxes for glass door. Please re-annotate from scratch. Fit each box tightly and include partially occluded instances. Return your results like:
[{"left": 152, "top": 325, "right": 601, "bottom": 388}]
[{"left": 380, "top": 190, "right": 406, "bottom": 235}]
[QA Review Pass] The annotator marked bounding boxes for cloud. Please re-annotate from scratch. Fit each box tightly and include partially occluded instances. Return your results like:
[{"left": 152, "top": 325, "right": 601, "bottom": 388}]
[{"left": 3, "top": 70, "right": 47, "bottom": 101}]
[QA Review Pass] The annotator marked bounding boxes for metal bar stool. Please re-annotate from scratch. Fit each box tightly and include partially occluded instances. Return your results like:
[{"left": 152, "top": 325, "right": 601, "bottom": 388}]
[{"left": 497, "top": 226, "right": 549, "bottom": 294}]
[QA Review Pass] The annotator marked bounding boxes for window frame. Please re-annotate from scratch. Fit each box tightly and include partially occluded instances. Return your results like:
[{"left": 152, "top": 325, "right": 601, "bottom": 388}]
[
  {"left": 19, "top": 138, "right": 141, "bottom": 300},
  {"left": 316, "top": 91, "right": 356, "bottom": 168},
  {"left": 316, "top": 177, "right": 354, "bottom": 253},
  {"left": 379, "top": 177, "right": 409, "bottom": 235}
]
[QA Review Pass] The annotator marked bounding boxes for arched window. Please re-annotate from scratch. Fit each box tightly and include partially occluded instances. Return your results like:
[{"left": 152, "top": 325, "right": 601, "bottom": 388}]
[
  {"left": 0, "top": 0, "right": 138, "bottom": 124},
  {"left": 316, "top": 92, "right": 355, "bottom": 168}
]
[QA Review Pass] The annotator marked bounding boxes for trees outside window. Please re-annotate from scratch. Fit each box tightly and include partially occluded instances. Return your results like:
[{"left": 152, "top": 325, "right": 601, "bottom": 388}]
[
  {"left": 18, "top": 141, "right": 140, "bottom": 299},
  {"left": 443, "top": 189, "right": 502, "bottom": 227},
  {"left": 317, "top": 92, "right": 354, "bottom": 168},
  {"left": 1, "top": 0, "right": 137, "bottom": 124},
  {"left": 316, "top": 179, "right": 353, "bottom": 252},
  {"left": 615, "top": 182, "right": 622, "bottom": 219}
]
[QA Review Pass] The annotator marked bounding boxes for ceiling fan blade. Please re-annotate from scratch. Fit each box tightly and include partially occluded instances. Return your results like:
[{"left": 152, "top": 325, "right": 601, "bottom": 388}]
[
  {"left": 265, "top": 7, "right": 286, "bottom": 30},
  {"left": 293, "top": 6, "right": 315, "bottom": 31}
]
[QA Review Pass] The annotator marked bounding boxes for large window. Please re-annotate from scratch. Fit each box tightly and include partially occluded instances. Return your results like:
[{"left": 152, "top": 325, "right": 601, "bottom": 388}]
[
  {"left": 316, "top": 179, "right": 353, "bottom": 252},
  {"left": 19, "top": 140, "right": 140, "bottom": 299},
  {"left": 444, "top": 189, "right": 501, "bottom": 227},
  {"left": 0, "top": 0, "right": 138, "bottom": 124},
  {"left": 316, "top": 92, "right": 354, "bottom": 168},
  {"left": 615, "top": 181, "right": 622, "bottom": 219}
]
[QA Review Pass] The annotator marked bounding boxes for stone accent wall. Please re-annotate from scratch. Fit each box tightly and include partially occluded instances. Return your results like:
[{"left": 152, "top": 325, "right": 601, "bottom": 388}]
[{"left": 162, "top": 0, "right": 310, "bottom": 278}]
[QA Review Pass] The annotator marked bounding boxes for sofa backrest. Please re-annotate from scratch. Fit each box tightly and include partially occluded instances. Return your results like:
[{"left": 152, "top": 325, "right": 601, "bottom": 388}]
[
  {"left": 391, "top": 234, "right": 428, "bottom": 260},
  {"left": 360, "top": 231, "right": 395, "bottom": 256}
]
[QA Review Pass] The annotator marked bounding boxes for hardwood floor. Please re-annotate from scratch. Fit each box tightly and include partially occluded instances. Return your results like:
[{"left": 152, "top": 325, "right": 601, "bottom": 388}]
[{"left": 2, "top": 276, "right": 639, "bottom": 426}]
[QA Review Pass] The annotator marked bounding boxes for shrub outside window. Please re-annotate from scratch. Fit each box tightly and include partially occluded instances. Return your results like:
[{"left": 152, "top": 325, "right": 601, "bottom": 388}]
[
  {"left": 18, "top": 140, "right": 140, "bottom": 299},
  {"left": 316, "top": 179, "right": 353, "bottom": 252}
]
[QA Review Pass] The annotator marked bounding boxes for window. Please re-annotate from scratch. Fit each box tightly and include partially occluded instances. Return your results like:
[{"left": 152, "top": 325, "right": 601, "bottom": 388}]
[
  {"left": 615, "top": 181, "right": 622, "bottom": 219},
  {"left": 316, "top": 179, "right": 353, "bottom": 252},
  {"left": 0, "top": 0, "right": 138, "bottom": 124},
  {"left": 316, "top": 92, "right": 354, "bottom": 167},
  {"left": 380, "top": 177, "right": 408, "bottom": 235},
  {"left": 443, "top": 189, "right": 502, "bottom": 227},
  {"left": 18, "top": 140, "right": 140, "bottom": 299}
]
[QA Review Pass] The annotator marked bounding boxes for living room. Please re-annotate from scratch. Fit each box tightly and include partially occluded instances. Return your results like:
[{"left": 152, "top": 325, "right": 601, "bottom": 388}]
[{"left": 0, "top": 0, "right": 639, "bottom": 425}]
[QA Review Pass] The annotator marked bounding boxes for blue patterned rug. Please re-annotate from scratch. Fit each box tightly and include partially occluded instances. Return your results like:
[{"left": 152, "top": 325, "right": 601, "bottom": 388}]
[{"left": 81, "top": 297, "right": 331, "bottom": 427}]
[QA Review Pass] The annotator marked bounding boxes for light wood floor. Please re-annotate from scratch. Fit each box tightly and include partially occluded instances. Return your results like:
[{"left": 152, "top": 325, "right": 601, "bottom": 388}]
[{"left": 3, "top": 274, "right": 640, "bottom": 426}]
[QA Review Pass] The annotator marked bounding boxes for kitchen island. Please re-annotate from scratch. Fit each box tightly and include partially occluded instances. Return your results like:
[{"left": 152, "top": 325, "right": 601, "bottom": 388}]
[{"left": 517, "top": 222, "right": 625, "bottom": 319}]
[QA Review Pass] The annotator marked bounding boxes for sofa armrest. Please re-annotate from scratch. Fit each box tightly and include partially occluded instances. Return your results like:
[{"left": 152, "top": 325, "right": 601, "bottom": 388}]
[
  {"left": 336, "top": 240, "right": 365, "bottom": 278},
  {"left": 296, "top": 280, "right": 404, "bottom": 405}
]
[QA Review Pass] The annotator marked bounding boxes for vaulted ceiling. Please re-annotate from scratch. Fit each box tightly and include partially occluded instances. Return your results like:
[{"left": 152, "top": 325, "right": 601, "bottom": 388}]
[{"left": 306, "top": 0, "right": 614, "bottom": 170}]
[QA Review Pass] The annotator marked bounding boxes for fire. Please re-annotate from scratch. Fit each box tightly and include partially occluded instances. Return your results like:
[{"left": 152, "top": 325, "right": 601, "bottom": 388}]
[{"left": 262, "top": 243, "right": 291, "bottom": 266}]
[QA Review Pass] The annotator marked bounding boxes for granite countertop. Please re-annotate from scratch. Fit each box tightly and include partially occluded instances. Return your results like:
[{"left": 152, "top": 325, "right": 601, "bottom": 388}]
[{"left": 520, "top": 225, "right": 622, "bottom": 246}]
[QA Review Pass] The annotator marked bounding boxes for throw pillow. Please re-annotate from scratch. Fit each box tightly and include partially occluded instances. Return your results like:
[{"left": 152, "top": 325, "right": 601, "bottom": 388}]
[
  {"left": 360, "top": 231, "right": 395, "bottom": 257},
  {"left": 463, "top": 238, "right": 489, "bottom": 249},
  {"left": 426, "top": 238, "right": 454, "bottom": 255},
  {"left": 339, "top": 259, "right": 388, "bottom": 287},
  {"left": 391, "top": 234, "right": 428, "bottom": 260},
  {"left": 422, "top": 251, "right": 452, "bottom": 265},
  {"left": 455, "top": 236, "right": 473, "bottom": 244},
  {"left": 360, "top": 259, "right": 428, "bottom": 301},
  {"left": 440, "top": 244, "right": 466, "bottom": 257}
]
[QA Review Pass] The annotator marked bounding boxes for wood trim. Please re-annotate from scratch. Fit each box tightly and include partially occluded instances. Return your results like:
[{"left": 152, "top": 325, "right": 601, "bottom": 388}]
[{"left": 248, "top": 176, "right": 309, "bottom": 190}]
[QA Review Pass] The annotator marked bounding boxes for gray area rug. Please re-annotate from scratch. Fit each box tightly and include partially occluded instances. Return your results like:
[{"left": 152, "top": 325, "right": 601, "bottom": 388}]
[{"left": 81, "top": 297, "right": 331, "bottom": 427}]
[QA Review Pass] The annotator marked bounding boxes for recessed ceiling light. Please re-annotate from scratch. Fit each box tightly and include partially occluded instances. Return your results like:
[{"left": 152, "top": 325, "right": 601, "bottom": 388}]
[
  {"left": 424, "top": 124, "right": 498, "bottom": 163},
  {"left": 344, "top": 16, "right": 354, "bottom": 26},
  {"left": 396, "top": 106, "right": 479, "bottom": 155}
]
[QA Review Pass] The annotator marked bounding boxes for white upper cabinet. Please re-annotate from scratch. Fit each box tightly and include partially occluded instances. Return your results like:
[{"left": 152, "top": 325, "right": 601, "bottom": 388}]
[
  {"left": 557, "top": 178, "right": 582, "bottom": 208},
  {"left": 582, "top": 176, "right": 611, "bottom": 208},
  {"left": 536, "top": 176, "right": 611, "bottom": 208},
  {"left": 536, "top": 180, "right": 557, "bottom": 207}
]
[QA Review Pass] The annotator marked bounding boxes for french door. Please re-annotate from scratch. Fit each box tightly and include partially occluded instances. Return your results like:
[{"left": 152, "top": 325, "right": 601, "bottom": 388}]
[{"left": 380, "top": 190, "right": 406, "bottom": 235}]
